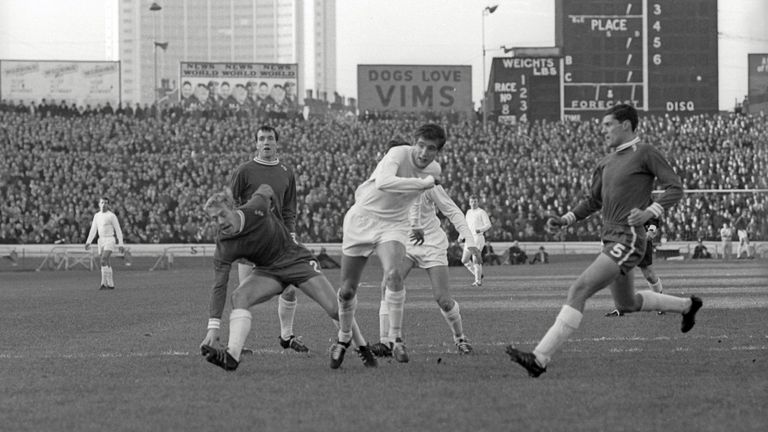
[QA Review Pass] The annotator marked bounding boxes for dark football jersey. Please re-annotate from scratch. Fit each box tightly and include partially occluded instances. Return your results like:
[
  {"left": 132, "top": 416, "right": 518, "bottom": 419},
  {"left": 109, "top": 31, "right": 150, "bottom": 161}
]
[
  {"left": 572, "top": 141, "right": 683, "bottom": 231},
  {"left": 229, "top": 160, "right": 297, "bottom": 232},
  {"left": 213, "top": 194, "right": 297, "bottom": 267},
  {"left": 208, "top": 193, "right": 303, "bottom": 319}
]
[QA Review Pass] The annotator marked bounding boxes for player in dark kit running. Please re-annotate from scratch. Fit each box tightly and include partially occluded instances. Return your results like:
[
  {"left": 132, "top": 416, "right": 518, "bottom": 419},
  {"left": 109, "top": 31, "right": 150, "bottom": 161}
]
[
  {"left": 506, "top": 104, "right": 703, "bottom": 378},
  {"left": 199, "top": 185, "right": 376, "bottom": 371}
]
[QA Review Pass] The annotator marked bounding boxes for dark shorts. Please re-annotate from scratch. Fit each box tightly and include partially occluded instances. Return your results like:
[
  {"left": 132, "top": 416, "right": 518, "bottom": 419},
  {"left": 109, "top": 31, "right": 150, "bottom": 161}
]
[
  {"left": 638, "top": 238, "right": 654, "bottom": 268},
  {"left": 601, "top": 225, "right": 647, "bottom": 275},
  {"left": 251, "top": 246, "right": 323, "bottom": 288}
]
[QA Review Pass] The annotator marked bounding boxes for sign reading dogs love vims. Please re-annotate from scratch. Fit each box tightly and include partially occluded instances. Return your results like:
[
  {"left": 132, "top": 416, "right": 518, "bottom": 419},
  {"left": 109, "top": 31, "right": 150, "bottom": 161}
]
[{"left": 357, "top": 65, "right": 473, "bottom": 114}]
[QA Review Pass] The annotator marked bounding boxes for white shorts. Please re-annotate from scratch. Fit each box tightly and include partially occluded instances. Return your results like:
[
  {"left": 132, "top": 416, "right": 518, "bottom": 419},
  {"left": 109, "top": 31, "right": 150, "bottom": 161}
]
[
  {"left": 738, "top": 230, "right": 748, "bottom": 242},
  {"left": 406, "top": 229, "right": 448, "bottom": 269},
  {"left": 464, "top": 235, "right": 485, "bottom": 252},
  {"left": 98, "top": 237, "right": 117, "bottom": 255},
  {"left": 342, "top": 205, "right": 409, "bottom": 257}
]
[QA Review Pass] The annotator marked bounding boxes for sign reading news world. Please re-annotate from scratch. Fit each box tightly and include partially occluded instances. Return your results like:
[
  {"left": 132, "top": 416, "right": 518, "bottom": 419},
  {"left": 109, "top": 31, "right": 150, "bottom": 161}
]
[
  {"left": 179, "top": 62, "right": 299, "bottom": 113},
  {"left": 0, "top": 60, "right": 120, "bottom": 106},
  {"left": 357, "top": 65, "right": 473, "bottom": 114}
]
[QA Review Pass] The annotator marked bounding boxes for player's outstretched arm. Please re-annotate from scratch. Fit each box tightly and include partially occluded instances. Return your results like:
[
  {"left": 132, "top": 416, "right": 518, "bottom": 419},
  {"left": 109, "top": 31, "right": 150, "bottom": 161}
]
[
  {"left": 203, "top": 259, "right": 231, "bottom": 349},
  {"left": 200, "top": 326, "right": 221, "bottom": 349}
]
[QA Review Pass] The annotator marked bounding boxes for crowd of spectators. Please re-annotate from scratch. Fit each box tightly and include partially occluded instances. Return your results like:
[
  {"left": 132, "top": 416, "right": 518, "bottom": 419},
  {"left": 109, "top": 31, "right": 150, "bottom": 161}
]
[{"left": 1, "top": 98, "right": 766, "bottom": 246}]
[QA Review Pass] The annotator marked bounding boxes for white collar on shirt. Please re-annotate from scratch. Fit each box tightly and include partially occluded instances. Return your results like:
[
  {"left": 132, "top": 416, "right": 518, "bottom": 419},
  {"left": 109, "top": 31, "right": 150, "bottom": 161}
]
[
  {"left": 614, "top": 136, "right": 640, "bottom": 153},
  {"left": 253, "top": 156, "right": 279, "bottom": 166}
]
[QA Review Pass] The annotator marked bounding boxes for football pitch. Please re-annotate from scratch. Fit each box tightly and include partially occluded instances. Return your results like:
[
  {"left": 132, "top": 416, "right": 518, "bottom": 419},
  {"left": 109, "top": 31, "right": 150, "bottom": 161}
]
[{"left": 2, "top": 256, "right": 767, "bottom": 432}]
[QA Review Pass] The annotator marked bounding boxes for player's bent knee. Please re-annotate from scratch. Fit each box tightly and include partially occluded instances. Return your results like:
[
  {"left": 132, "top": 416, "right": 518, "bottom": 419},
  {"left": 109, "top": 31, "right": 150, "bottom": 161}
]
[
  {"left": 281, "top": 288, "right": 297, "bottom": 302},
  {"left": 435, "top": 296, "right": 453, "bottom": 311},
  {"left": 338, "top": 286, "right": 356, "bottom": 301},
  {"left": 384, "top": 268, "right": 403, "bottom": 290}
]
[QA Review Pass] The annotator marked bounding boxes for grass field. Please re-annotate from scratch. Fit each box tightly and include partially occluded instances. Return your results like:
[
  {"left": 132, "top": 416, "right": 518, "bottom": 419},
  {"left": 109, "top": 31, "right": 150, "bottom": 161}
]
[{"left": 1, "top": 256, "right": 767, "bottom": 432}]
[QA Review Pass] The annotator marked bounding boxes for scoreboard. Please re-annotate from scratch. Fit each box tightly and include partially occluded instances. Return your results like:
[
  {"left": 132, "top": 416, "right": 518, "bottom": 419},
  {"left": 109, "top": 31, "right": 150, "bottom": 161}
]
[
  {"left": 562, "top": 0, "right": 718, "bottom": 120},
  {"left": 488, "top": 56, "right": 560, "bottom": 124},
  {"left": 487, "top": 0, "right": 718, "bottom": 122}
]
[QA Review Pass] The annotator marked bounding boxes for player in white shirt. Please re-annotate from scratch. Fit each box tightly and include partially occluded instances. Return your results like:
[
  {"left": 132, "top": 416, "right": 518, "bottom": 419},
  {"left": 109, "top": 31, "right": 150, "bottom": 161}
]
[
  {"left": 372, "top": 183, "right": 481, "bottom": 356},
  {"left": 461, "top": 195, "right": 492, "bottom": 286},
  {"left": 719, "top": 222, "right": 733, "bottom": 260},
  {"left": 331, "top": 124, "right": 444, "bottom": 368},
  {"left": 85, "top": 198, "right": 125, "bottom": 290}
]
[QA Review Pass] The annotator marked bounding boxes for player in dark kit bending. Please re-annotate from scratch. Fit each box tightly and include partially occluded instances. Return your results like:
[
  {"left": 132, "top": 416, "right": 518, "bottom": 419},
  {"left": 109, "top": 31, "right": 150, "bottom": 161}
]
[{"left": 200, "top": 185, "right": 376, "bottom": 371}]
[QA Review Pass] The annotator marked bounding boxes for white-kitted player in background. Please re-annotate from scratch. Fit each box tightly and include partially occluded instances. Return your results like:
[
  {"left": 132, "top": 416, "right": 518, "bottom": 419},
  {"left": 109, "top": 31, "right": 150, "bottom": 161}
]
[
  {"left": 85, "top": 197, "right": 124, "bottom": 290},
  {"left": 461, "top": 195, "right": 491, "bottom": 286}
]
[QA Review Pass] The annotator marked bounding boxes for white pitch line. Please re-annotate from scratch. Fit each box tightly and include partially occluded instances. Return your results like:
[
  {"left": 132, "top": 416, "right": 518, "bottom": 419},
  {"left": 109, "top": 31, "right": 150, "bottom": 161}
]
[{"left": 2, "top": 335, "right": 766, "bottom": 360}]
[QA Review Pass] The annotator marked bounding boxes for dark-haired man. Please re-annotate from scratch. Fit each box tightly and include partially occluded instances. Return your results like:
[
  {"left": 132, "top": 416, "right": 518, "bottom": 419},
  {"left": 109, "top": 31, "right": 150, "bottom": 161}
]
[
  {"left": 506, "top": 104, "right": 701, "bottom": 378},
  {"left": 333, "top": 124, "right": 445, "bottom": 367}
]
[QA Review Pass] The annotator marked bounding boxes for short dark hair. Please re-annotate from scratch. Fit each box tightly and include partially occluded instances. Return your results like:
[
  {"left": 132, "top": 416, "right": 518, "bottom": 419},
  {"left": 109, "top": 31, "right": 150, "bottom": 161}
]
[
  {"left": 605, "top": 103, "right": 638, "bottom": 131},
  {"left": 257, "top": 125, "right": 279, "bottom": 141},
  {"left": 387, "top": 135, "right": 410, "bottom": 150},
  {"left": 413, "top": 124, "right": 447, "bottom": 150}
]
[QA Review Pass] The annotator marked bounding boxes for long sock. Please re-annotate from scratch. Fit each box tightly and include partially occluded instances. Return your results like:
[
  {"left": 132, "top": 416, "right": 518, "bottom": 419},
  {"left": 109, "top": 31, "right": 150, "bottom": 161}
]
[
  {"left": 463, "top": 261, "right": 476, "bottom": 277},
  {"left": 385, "top": 288, "right": 406, "bottom": 341},
  {"left": 639, "top": 291, "right": 691, "bottom": 313},
  {"left": 227, "top": 309, "right": 252, "bottom": 361},
  {"left": 474, "top": 264, "right": 483, "bottom": 283},
  {"left": 106, "top": 266, "right": 114, "bottom": 286},
  {"left": 337, "top": 293, "right": 357, "bottom": 344},
  {"left": 333, "top": 318, "right": 367, "bottom": 347},
  {"left": 278, "top": 296, "right": 297, "bottom": 340},
  {"left": 533, "top": 305, "right": 583, "bottom": 367},
  {"left": 648, "top": 278, "right": 663, "bottom": 293},
  {"left": 379, "top": 300, "right": 390, "bottom": 343},
  {"left": 440, "top": 301, "right": 464, "bottom": 341},
  {"left": 100, "top": 266, "right": 107, "bottom": 285}
]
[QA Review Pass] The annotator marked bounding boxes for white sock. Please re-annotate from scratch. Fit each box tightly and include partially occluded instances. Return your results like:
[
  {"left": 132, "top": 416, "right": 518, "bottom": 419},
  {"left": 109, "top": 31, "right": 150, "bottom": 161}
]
[
  {"left": 385, "top": 288, "right": 406, "bottom": 341},
  {"left": 102, "top": 266, "right": 115, "bottom": 286},
  {"left": 440, "top": 301, "right": 464, "bottom": 341},
  {"left": 333, "top": 317, "right": 367, "bottom": 347},
  {"left": 639, "top": 291, "right": 691, "bottom": 314},
  {"left": 379, "top": 300, "right": 390, "bottom": 344},
  {"left": 278, "top": 296, "right": 297, "bottom": 340},
  {"left": 100, "top": 266, "right": 107, "bottom": 285},
  {"left": 533, "top": 305, "right": 583, "bottom": 367},
  {"left": 474, "top": 264, "right": 483, "bottom": 282},
  {"left": 228, "top": 308, "right": 252, "bottom": 361},
  {"left": 464, "top": 261, "right": 476, "bottom": 277},
  {"left": 648, "top": 278, "right": 663, "bottom": 293},
  {"left": 337, "top": 293, "right": 357, "bottom": 344}
]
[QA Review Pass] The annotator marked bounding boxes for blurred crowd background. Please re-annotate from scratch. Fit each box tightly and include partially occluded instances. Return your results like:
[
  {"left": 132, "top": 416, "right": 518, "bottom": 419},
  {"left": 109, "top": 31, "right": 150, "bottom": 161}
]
[{"left": 1, "top": 99, "right": 766, "bottom": 246}]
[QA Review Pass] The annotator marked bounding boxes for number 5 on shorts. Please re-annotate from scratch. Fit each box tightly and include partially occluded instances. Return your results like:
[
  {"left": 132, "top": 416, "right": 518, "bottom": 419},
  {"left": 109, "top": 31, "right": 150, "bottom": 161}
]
[{"left": 609, "top": 243, "right": 627, "bottom": 258}]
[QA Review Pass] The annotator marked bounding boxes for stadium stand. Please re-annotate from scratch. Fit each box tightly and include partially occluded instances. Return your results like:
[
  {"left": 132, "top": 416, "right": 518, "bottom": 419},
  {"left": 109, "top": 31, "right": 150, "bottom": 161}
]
[{"left": 1, "top": 99, "right": 766, "bottom": 245}]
